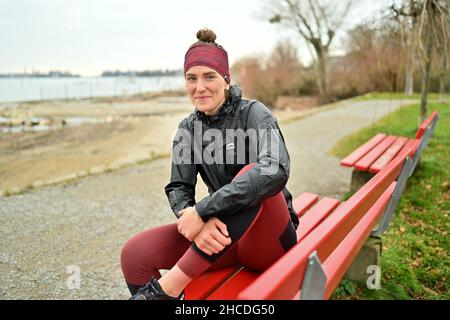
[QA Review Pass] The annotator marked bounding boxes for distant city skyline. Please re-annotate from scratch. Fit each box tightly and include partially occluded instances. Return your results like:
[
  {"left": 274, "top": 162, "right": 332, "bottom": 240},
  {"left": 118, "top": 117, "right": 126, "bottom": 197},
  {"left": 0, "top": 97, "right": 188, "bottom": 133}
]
[
  {"left": 0, "top": 0, "right": 391, "bottom": 76},
  {"left": 0, "top": 68, "right": 183, "bottom": 76}
]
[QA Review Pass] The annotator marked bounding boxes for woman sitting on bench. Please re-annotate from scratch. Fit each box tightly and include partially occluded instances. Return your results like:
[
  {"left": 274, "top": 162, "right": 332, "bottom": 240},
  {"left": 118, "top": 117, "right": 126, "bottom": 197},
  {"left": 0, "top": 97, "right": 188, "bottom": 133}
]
[{"left": 120, "top": 28, "right": 299, "bottom": 300}]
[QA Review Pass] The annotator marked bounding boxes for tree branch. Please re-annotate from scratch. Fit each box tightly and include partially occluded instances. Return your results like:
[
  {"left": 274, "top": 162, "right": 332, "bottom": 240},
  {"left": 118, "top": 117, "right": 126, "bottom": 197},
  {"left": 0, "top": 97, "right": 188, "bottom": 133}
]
[
  {"left": 284, "top": 0, "right": 316, "bottom": 40},
  {"left": 307, "top": 0, "right": 323, "bottom": 39}
]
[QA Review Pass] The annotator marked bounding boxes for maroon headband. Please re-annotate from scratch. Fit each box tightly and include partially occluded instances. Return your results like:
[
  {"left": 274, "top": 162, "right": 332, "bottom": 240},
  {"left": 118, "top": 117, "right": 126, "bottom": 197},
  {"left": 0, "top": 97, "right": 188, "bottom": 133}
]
[{"left": 184, "top": 43, "right": 230, "bottom": 83}]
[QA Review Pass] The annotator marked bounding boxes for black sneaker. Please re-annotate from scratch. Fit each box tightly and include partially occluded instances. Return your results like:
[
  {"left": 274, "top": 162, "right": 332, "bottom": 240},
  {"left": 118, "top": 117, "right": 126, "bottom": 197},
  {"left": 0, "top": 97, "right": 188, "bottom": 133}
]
[{"left": 129, "top": 277, "right": 185, "bottom": 300}]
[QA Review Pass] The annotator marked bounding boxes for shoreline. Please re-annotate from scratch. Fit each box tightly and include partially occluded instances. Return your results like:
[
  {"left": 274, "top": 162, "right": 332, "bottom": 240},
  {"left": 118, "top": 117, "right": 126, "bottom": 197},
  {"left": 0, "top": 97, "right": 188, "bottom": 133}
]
[{"left": 0, "top": 88, "right": 186, "bottom": 106}]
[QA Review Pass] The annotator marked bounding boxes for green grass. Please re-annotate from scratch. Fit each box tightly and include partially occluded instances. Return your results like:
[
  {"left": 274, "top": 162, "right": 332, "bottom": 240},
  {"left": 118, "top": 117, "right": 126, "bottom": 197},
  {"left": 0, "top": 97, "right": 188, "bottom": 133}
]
[
  {"left": 351, "top": 92, "right": 449, "bottom": 102},
  {"left": 330, "top": 101, "right": 450, "bottom": 300}
]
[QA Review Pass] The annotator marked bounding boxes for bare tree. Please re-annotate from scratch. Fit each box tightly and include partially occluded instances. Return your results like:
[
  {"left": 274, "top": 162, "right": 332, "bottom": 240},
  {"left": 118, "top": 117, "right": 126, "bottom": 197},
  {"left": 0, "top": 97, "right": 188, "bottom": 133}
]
[
  {"left": 344, "top": 24, "right": 405, "bottom": 94},
  {"left": 417, "top": 0, "right": 449, "bottom": 122},
  {"left": 231, "top": 40, "right": 303, "bottom": 106},
  {"left": 267, "top": 0, "right": 354, "bottom": 97}
]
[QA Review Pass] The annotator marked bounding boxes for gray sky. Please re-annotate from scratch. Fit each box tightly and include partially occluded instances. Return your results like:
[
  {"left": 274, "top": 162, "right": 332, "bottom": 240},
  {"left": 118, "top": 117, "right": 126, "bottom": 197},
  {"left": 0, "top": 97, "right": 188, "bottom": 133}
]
[{"left": 0, "top": 0, "right": 390, "bottom": 76}]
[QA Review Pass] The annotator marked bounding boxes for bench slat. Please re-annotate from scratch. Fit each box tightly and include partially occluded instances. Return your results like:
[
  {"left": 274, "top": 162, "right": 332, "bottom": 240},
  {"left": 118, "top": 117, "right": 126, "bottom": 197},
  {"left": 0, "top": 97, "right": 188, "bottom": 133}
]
[
  {"left": 322, "top": 181, "right": 396, "bottom": 299},
  {"left": 368, "top": 136, "right": 408, "bottom": 173},
  {"left": 206, "top": 268, "right": 259, "bottom": 300},
  {"left": 354, "top": 135, "right": 397, "bottom": 171},
  {"left": 238, "top": 147, "right": 413, "bottom": 300},
  {"left": 340, "top": 133, "right": 386, "bottom": 167},
  {"left": 184, "top": 267, "right": 239, "bottom": 300},
  {"left": 293, "top": 192, "right": 319, "bottom": 217},
  {"left": 415, "top": 110, "right": 438, "bottom": 139},
  {"left": 296, "top": 197, "right": 340, "bottom": 242}
]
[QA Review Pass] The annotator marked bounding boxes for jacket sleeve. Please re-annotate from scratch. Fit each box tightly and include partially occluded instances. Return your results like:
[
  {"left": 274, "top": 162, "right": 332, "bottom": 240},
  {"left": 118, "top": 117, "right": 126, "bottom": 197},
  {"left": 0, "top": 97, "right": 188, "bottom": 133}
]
[
  {"left": 164, "top": 118, "right": 198, "bottom": 218},
  {"left": 194, "top": 102, "right": 290, "bottom": 220}
]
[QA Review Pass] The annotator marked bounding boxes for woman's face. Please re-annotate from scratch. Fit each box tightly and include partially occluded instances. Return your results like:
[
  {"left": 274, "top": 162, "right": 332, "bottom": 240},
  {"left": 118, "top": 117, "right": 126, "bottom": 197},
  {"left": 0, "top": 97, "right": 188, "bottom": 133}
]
[{"left": 185, "top": 65, "right": 230, "bottom": 116}]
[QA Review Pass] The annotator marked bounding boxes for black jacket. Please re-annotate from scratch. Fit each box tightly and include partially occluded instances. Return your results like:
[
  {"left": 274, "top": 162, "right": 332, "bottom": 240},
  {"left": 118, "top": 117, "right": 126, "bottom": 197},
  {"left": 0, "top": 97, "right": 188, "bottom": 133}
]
[{"left": 165, "top": 85, "right": 299, "bottom": 230}]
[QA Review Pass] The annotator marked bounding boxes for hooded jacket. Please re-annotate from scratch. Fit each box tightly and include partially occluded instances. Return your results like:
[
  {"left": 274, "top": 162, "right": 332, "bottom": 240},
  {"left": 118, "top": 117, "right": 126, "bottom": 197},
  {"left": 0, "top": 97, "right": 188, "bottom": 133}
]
[{"left": 165, "top": 85, "right": 299, "bottom": 230}]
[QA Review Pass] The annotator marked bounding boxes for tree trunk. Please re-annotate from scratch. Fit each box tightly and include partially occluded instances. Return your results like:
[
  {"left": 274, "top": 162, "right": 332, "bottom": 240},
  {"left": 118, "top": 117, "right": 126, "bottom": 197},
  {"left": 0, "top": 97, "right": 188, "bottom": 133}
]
[
  {"left": 313, "top": 43, "right": 328, "bottom": 98},
  {"left": 318, "top": 51, "right": 328, "bottom": 97},
  {"left": 404, "top": 30, "right": 415, "bottom": 95},
  {"left": 404, "top": 0, "right": 415, "bottom": 96},
  {"left": 439, "top": 43, "right": 448, "bottom": 103},
  {"left": 419, "top": 10, "right": 434, "bottom": 123}
]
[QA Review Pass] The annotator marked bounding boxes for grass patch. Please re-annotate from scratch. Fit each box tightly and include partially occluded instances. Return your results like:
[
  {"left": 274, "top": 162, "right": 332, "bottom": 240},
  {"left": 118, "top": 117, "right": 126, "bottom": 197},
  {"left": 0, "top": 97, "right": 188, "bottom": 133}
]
[
  {"left": 352, "top": 92, "right": 449, "bottom": 102},
  {"left": 330, "top": 101, "right": 449, "bottom": 300}
]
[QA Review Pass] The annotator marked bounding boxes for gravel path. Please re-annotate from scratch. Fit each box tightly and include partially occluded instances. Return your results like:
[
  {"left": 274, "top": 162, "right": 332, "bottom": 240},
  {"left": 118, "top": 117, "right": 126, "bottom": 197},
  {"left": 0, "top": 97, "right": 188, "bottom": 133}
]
[{"left": 0, "top": 98, "right": 415, "bottom": 299}]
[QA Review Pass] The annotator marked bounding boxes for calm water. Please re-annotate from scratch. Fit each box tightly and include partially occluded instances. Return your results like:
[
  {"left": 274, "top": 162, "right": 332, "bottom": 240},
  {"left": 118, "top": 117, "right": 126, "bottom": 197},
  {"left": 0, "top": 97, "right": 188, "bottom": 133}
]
[{"left": 0, "top": 76, "right": 185, "bottom": 103}]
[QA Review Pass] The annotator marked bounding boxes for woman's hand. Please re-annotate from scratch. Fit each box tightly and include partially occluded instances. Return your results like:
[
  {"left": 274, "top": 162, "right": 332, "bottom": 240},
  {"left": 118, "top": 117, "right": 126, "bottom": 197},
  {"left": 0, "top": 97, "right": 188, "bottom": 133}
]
[
  {"left": 177, "top": 207, "right": 205, "bottom": 241},
  {"left": 194, "top": 218, "right": 232, "bottom": 256}
]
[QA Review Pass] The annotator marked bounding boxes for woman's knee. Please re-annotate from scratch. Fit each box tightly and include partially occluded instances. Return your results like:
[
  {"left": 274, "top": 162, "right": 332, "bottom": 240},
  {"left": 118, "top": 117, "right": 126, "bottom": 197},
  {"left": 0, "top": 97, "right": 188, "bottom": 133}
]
[
  {"left": 120, "top": 228, "right": 161, "bottom": 282},
  {"left": 120, "top": 234, "right": 144, "bottom": 282},
  {"left": 120, "top": 224, "right": 189, "bottom": 283}
]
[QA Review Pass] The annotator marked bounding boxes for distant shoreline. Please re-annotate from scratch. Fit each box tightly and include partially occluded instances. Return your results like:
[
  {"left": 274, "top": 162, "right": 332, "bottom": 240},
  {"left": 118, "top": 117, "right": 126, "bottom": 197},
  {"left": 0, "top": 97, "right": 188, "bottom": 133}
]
[
  {"left": 0, "top": 75, "right": 182, "bottom": 79},
  {"left": 0, "top": 76, "right": 186, "bottom": 103},
  {"left": 0, "top": 89, "right": 186, "bottom": 106},
  {"left": 0, "top": 70, "right": 183, "bottom": 78}
]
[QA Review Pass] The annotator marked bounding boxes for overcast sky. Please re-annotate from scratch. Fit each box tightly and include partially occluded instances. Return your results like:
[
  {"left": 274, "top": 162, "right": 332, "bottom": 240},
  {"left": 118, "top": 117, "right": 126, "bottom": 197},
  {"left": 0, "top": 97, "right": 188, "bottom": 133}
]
[{"left": 0, "top": 0, "right": 391, "bottom": 76}]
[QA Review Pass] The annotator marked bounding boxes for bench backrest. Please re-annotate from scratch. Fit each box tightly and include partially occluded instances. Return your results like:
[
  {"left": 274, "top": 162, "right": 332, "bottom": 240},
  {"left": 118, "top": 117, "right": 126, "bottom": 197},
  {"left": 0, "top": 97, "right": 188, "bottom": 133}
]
[
  {"left": 411, "top": 111, "right": 439, "bottom": 173},
  {"left": 238, "top": 146, "right": 415, "bottom": 300},
  {"left": 415, "top": 110, "right": 439, "bottom": 139}
]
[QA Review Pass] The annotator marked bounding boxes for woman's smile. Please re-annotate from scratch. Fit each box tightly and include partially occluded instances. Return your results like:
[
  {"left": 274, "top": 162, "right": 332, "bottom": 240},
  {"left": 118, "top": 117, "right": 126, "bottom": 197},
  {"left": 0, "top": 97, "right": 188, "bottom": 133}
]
[{"left": 196, "top": 96, "right": 211, "bottom": 101}]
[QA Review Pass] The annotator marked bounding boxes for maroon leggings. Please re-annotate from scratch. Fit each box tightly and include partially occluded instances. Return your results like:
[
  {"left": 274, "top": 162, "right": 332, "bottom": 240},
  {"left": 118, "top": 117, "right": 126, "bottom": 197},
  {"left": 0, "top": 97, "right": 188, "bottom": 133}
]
[{"left": 120, "top": 191, "right": 297, "bottom": 292}]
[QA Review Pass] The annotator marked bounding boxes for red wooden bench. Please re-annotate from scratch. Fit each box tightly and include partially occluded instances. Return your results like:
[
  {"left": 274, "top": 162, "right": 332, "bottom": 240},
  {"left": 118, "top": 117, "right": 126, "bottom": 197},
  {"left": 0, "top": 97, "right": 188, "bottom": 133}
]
[
  {"left": 181, "top": 111, "right": 438, "bottom": 300},
  {"left": 183, "top": 147, "right": 414, "bottom": 300},
  {"left": 340, "top": 110, "right": 439, "bottom": 174}
]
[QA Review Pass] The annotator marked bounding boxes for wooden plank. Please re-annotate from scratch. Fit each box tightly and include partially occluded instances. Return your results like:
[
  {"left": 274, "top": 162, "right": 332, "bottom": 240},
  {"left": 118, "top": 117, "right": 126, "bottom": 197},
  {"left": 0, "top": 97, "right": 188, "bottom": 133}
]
[
  {"left": 368, "top": 136, "right": 408, "bottom": 173},
  {"left": 340, "top": 133, "right": 386, "bottom": 167},
  {"left": 296, "top": 197, "right": 340, "bottom": 242},
  {"left": 354, "top": 135, "right": 397, "bottom": 171},
  {"left": 415, "top": 110, "right": 438, "bottom": 139},
  {"left": 206, "top": 269, "right": 259, "bottom": 300},
  {"left": 237, "top": 147, "right": 413, "bottom": 300},
  {"left": 293, "top": 192, "right": 319, "bottom": 217}
]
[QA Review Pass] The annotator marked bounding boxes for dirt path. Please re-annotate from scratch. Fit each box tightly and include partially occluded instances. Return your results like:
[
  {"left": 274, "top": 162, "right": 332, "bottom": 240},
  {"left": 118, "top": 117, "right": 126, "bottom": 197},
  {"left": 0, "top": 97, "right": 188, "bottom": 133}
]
[{"left": 0, "top": 98, "right": 416, "bottom": 299}]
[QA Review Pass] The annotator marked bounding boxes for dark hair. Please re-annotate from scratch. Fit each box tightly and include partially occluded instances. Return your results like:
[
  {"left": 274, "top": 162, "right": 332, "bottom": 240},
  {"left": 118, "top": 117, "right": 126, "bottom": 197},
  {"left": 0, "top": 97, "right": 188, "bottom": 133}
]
[
  {"left": 196, "top": 28, "right": 217, "bottom": 44},
  {"left": 190, "top": 28, "right": 225, "bottom": 50}
]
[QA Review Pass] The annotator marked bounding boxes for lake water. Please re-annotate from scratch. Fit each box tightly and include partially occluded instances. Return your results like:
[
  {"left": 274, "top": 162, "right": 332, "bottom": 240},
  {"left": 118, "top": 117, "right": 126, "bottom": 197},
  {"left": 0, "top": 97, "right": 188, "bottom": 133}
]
[{"left": 0, "top": 76, "right": 185, "bottom": 103}]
